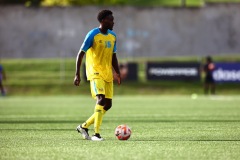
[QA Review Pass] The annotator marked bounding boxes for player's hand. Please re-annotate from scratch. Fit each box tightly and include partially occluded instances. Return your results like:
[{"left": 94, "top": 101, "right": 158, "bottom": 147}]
[
  {"left": 116, "top": 74, "right": 121, "bottom": 85},
  {"left": 74, "top": 74, "right": 81, "bottom": 86}
]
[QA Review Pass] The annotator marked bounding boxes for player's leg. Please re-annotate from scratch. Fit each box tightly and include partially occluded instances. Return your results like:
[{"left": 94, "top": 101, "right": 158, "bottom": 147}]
[
  {"left": 77, "top": 104, "right": 103, "bottom": 140},
  {"left": 104, "top": 81, "right": 113, "bottom": 111},
  {"left": 90, "top": 79, "right": 106, "bottom": 141},
  {"left": 81, "top": 104, "right": 108, "bottom": 129},
  {"left": 76, "top": 110, "right": 95, "bottom": 140},
  {"left": 79, "top": 101, "right": 110, "bottom": 137},
  {"left": 92, "top": 82, "right": 113, "bottom": 140},
  {"left": 76, "top": 125, "right": 91, "bottom": 140},
  {"left": 79, "top": 80, "right": 102, "bottom": 130},
  {"left": 104, "top": 98, "right": 112, "bottom": 112},
  {"left": 94, "top": 94, "right": 105, "bottom": 134},
  {"left": 79, "top": 81, "right": 112, "bottom": 137},
  {"left": 91, "top": 81, "right": 113, "bottom": 141},
  {"left": 76, "top": 79, "right": 105, "bottom": 140},
  {"left": 91, "top": 94, "right": 105, "bottom": 141}
]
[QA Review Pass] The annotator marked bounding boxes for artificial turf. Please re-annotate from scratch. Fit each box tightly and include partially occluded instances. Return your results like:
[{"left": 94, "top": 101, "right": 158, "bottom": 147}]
[{"left": 0, "top": 95, "right": 240, "bottom": 159}]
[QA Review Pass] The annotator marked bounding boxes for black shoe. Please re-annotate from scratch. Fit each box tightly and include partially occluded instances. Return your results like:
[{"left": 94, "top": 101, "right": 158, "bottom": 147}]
[{"left": 76, "top": 125, "right": 90, "bottom": 140}]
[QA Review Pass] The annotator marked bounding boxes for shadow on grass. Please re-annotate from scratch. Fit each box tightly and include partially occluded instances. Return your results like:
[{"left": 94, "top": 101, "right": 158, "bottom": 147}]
[
  {"left": 0, "top": 119, "right": 240, "bottom": 123},
  {"left": 0, "top": 128, "right": 72, "bottom": 131},
  {"left": 130, "top": 139, "right": 240, "bottom": 142},
  {"left": 1, "top": 128, "right": 239, "bottom": 142}
]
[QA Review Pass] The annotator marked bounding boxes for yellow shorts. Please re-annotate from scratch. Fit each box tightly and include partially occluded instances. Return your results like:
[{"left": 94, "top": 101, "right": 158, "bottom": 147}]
[{"left": 90, "top": 79, "right": 113, "bottom": 99}]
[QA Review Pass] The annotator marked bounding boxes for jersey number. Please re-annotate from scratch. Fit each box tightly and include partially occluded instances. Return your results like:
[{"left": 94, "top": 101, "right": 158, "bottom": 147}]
[{"left": 105, "top": 41, "right": 111, "bottom": 48}]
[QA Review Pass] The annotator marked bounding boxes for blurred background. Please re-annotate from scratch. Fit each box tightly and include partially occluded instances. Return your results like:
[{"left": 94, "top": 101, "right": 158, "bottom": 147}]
[{"left": 0, "top": 0, "right": 240, "bottom": 96}]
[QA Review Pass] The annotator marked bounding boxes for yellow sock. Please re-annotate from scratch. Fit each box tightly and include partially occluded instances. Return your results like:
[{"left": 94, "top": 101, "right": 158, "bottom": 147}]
[
  {"left": 102, "top": 109, "right": 106, "bottom": 115},
  {"left": 81, "top": 109, "right": 106, "bottom": 128},
  {"left": 100, "top": 109, "right": 106, "bottom": 125},
  {"left": 81, "top": 113, "right": 95, "bottom": 128},
  {"left": 94, "top": 104, "right": 104, "bottom": 134}
]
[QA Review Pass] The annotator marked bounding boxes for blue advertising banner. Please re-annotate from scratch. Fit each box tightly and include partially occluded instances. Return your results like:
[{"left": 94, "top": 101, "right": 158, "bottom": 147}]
[{"left": 213, "top": 63, "right": 240, "bottom": 83}]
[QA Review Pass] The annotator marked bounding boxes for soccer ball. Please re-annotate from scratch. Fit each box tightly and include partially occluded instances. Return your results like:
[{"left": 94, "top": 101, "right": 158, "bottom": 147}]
[{"left": 115, "top": 124, "right": 132, "bottom": 140}]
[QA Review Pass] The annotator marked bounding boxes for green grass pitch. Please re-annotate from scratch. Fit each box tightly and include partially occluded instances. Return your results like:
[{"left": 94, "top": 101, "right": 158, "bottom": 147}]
[{"left": 0, "top": 95, "right": 240, "bottom": 159}]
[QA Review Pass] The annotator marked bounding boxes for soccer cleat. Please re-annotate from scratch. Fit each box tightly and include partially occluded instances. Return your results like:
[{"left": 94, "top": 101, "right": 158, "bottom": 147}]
[
  {"left": 76, "top": 125, "right": 91, "bottom": 140},
  {"left": 91, "top": 133, "right": 104, "bottom": 141}
]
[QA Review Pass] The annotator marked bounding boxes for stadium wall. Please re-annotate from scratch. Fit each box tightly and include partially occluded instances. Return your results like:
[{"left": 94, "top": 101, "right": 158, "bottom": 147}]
[{"left": 0, "top": 5, "right": 240, "bottom": 59}]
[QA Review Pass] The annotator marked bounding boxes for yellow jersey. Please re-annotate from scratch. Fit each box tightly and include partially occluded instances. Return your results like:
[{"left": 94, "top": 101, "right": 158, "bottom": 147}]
[{"left": 80, "top": 28, "right": 117, "bottom": 82}]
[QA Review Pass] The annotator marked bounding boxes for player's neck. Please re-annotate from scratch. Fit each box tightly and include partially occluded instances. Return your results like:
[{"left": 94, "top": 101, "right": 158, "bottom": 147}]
[{"left": 99, "top": 26, "right": 108, "bottom": 34}]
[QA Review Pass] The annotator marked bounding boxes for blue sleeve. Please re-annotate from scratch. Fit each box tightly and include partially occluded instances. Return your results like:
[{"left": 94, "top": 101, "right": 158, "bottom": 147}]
[
  {"left": 80, "top": 30, "right": 96, "bottom": 52},
  {"left": 110, "top": 31, "right": 117, "bottom": 54}
]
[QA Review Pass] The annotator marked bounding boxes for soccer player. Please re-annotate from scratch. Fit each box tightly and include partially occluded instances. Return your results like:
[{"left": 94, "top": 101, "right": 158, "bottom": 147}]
[
  {"left": 203, "top": 56, "right": 215, "bottom": 95},
  {"left": 0, "top": 64, "right": 6, "bottom": 96},
  {"left": 74, "top": 10, "right": 121, "bottom": 141}
]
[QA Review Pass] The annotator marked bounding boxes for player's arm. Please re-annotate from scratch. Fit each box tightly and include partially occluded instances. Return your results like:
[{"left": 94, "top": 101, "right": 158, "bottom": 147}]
[
  {"left": 74, "top": 30, "right": 94, "bottom": 86},
  {"left": 112, "top": 53, "right": 121, "bottom": 85},
  {"left": 74, "top": 51, "right": 85, "bottom": 86}
]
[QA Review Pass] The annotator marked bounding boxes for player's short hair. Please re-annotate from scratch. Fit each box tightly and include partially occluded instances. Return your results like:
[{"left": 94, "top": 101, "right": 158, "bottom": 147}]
[{"left": 97, "top": 10, "right": 113, "bottom": 23}]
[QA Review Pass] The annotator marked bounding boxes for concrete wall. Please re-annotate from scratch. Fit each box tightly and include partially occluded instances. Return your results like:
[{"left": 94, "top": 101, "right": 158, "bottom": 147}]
[{"left": 0, "top": 5, "right": 240, "bottom": 59}]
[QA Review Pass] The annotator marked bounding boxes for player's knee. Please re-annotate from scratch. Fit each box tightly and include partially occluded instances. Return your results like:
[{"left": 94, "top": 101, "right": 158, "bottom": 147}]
[
  {"left": 104, "top": 105, "right": 112, "bottom": 111},
  {"left": 97, "top": 94, "right": 105, "bottom": 106},
  {"left": 104, "top": 99, "right": 112, "bottom": 111}
]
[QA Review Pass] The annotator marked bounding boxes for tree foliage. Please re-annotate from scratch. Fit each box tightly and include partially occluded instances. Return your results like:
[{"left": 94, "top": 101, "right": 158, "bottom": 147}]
[
  {"left": 0, "top": 0, "right": 42, "bottom": 6},
  {"left": 1, "top": 0, "right": 239, "bottom": 7},
  {"left": 0, "top": 0, "right": 182, "bottom": 7}
]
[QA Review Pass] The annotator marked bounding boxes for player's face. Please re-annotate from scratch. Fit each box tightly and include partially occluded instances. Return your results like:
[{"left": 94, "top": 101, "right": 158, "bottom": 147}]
[{"left": 103, "top": 15, "right": 114, "bottom": 30}]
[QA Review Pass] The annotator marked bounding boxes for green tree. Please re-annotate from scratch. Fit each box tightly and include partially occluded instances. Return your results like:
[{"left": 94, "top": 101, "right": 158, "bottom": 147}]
[{"left": 0, "top": 0, "right": 42, "bottom": 6}]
